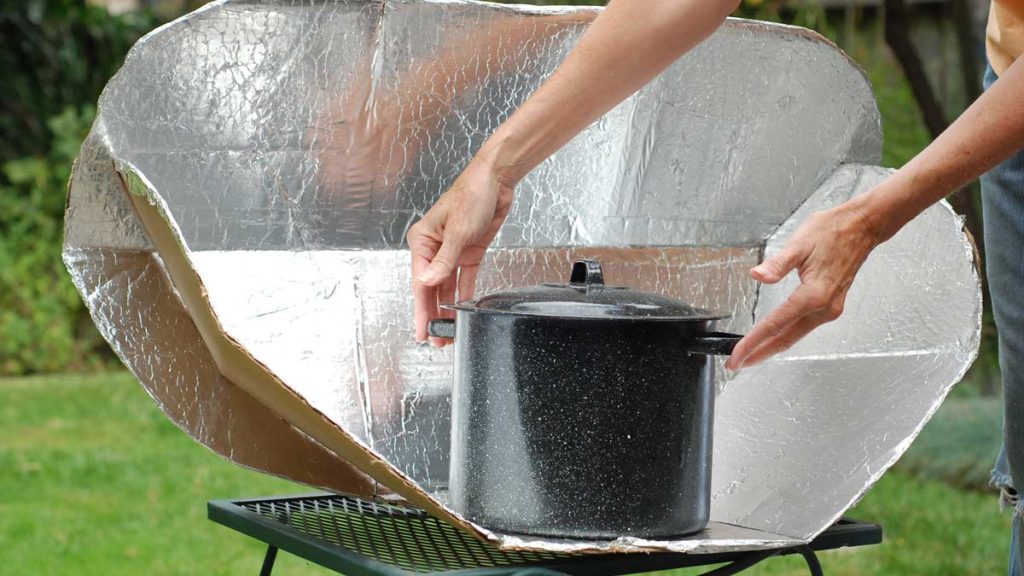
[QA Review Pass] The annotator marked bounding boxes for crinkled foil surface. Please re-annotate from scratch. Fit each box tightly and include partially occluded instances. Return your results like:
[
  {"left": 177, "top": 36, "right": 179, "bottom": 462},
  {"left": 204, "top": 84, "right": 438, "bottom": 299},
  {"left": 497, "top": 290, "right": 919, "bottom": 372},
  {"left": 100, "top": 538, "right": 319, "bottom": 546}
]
[{"left": 63, "top": 0, "right": 981, "bottom": 553}]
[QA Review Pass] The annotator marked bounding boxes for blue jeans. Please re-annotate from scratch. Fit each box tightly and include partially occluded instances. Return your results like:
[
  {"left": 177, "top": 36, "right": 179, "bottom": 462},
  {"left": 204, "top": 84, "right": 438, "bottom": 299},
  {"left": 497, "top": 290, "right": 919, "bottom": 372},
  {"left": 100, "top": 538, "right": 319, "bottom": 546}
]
[{"left": 983, "top": 63, "right": 1024, "bottom": 576}]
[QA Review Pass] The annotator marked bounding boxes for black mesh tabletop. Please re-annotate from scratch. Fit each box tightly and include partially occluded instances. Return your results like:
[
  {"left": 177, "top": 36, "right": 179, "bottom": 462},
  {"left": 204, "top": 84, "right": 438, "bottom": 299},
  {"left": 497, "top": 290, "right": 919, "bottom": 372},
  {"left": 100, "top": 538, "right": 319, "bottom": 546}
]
[
  {"left": 233, "top": 494, "right": 563, "bottom": 572},
  {"left": 208, "top": 493, "right": 882, "bottom": 576}
]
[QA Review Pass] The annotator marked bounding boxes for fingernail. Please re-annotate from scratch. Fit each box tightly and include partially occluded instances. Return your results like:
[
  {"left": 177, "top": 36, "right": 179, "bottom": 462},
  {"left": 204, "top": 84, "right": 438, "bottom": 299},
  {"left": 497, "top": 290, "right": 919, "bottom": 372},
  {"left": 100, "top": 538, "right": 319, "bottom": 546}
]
[
  {"left": 724, "top": 365, "right": 742, "bottom": 379},
  {"left": 418, "top": 268, "right": 440, "bottom": 284},
  {"left": 726, "top": 354, "right": 748, "bottom": 371}
]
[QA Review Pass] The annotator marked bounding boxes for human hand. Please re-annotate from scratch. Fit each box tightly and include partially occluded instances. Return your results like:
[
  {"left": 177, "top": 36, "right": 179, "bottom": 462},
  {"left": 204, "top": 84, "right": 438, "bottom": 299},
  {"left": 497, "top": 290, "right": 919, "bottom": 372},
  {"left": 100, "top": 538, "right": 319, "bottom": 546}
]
[
  {"left": 408, "top": 161, "right": 515, "bottom": 346},
  {"left": 726, "top": 203, "right": 882, "bottom": 370}
]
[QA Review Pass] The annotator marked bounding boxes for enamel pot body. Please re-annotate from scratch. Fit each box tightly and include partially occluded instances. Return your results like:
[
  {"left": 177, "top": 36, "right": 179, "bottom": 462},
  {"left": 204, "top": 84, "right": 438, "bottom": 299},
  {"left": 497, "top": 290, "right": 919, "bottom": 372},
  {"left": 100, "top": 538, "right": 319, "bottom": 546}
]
[{"left": 429, "top": 261, "right": 740, "bottom": 539}]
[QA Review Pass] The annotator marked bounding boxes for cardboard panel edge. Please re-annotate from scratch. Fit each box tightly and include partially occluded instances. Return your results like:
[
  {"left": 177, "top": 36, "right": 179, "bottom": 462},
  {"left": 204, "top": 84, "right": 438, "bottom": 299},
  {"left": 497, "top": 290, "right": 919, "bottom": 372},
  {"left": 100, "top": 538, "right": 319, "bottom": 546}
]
[{"left": 114, "top": 162, "right": 492, "bottom": 543}]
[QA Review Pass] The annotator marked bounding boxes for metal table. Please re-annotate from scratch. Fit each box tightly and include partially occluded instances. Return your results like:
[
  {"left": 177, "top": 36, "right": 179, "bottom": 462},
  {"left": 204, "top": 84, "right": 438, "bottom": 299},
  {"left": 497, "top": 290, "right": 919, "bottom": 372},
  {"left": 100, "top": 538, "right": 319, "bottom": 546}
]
[{"left": 209, "top": 494, "right": 881, "bottom": 576}]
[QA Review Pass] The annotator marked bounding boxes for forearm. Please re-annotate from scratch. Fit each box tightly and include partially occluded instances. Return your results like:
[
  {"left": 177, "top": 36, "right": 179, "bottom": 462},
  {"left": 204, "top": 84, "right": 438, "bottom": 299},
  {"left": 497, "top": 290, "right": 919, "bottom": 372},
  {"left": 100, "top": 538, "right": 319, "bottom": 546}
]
[
  {"left": 475, "top": 0, "right": 740, "bottom": 184},
  {"left": 853, "top": 56, "right": 1024, "bottom": 241}
]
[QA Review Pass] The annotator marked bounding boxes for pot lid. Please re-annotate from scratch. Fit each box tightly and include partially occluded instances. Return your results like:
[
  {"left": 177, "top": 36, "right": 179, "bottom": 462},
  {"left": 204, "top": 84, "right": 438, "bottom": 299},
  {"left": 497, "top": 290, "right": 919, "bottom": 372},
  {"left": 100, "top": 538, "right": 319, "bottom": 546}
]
[{"left": 449, "top": 260, "right": 727, "bottom": 321}]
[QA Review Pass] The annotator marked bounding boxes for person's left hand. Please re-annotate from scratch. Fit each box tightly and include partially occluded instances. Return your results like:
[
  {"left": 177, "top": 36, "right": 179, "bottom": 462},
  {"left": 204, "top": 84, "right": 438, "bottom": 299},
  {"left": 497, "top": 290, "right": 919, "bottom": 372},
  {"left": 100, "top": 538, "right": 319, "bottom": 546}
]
[{"left": 726, "top": 202, "right": 882, "bottom": 370}]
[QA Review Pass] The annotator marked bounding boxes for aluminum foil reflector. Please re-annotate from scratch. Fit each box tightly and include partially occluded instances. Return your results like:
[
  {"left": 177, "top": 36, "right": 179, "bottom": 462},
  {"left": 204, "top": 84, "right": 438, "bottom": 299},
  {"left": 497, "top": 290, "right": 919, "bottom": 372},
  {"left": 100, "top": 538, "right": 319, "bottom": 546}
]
[{"left": 64, "top": 0, "right": 980, "bottom": 553}]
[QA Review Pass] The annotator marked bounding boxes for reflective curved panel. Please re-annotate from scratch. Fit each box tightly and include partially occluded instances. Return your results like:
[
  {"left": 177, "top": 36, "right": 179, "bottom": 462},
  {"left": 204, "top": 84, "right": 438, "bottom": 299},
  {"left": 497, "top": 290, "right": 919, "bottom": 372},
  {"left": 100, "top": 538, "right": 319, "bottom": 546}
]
[{"left": 65, "top": 0, "right": 979, "bottom": 553}]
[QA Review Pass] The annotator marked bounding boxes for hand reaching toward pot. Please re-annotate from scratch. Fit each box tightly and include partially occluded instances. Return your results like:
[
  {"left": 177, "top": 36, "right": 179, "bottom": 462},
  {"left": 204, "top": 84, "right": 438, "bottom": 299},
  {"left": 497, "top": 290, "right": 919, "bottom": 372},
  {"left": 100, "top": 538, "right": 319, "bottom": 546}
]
[
  {"left": 725, "top": 204, "right": 881, "bottom": 371},
  {"left": 406, "top": 0, "right": 740, "bottom": 344},
  {"left": 408, "top": 161, "right": 515, "bottom": 346},
  {"left": 728, "top": 53, "right": 1024, "bottom": 370}
]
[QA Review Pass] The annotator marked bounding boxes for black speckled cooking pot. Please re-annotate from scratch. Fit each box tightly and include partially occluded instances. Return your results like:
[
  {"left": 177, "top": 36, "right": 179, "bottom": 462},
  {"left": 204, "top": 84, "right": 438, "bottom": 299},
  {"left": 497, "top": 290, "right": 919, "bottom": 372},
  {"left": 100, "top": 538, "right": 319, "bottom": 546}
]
[{"left": 428, "top": 260, "right": 741, "bottom": 539}]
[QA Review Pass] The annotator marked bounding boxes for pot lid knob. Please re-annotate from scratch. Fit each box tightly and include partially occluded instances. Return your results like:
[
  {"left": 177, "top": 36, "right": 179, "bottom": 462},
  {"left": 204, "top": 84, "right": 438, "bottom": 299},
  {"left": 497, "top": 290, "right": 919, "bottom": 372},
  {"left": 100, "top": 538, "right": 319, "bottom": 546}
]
[
  {"left": 569, "top": 260, "right": 604, "bottom": 290},
  {"left": 451, "top": 257, "right": 727, "bottom": 321}
]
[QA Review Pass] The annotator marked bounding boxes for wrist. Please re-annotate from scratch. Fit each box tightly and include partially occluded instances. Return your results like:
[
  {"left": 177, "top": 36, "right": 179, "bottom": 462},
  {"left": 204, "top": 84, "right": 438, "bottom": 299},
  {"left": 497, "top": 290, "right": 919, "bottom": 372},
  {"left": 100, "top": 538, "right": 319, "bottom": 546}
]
[
  {"left": 841, "top": 192, "right": 892, "bottom": 247},
  {"left": 474, "top": 134, "right": 529, "bottom": 189},
  {"left": 851, "top": 166, "right": 957, "bottom": 244}
]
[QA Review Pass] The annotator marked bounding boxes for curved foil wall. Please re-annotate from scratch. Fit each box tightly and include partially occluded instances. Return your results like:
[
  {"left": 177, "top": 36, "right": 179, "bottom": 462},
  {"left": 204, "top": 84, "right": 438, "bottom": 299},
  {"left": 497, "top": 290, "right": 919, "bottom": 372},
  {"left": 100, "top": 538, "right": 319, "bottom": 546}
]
[{"left": 64, "top": 0, "right": 980, "bottom": 553}]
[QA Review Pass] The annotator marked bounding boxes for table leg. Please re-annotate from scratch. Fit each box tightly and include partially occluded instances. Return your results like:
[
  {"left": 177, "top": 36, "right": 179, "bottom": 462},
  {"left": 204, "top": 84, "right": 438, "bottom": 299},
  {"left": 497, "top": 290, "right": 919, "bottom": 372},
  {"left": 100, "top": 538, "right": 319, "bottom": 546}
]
[
  {"left": 796, "top": 546, "right": 823, "bottom": 576},
  {"left": 259, "top": 545, "right": 278, "bottom": 576}
]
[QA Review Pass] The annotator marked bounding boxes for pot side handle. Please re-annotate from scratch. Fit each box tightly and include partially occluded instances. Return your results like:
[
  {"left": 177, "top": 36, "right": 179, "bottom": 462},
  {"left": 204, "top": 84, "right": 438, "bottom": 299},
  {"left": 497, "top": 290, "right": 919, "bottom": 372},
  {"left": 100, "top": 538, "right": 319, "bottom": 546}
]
[
  {"left": 685, "top": 332, "right": 743, "bottom": 356},
  {"left": 428, "top": 319, "right": 456, "bottom": 339}
]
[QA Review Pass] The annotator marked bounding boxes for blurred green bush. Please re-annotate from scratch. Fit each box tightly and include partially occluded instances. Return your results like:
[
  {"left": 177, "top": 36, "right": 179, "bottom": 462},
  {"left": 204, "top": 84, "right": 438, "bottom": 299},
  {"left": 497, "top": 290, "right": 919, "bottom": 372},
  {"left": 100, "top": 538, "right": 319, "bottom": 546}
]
[
  {"left": 896, "top": 397, "right": 1003, "bottom": 491},
  {"left": 0, "top": 1, "right": 157, "bottom": 162},
  {"left": 0, "top": 106, "right": 104, "bottom": 374},
  {"left": 0, "top": 2, "right": 160, "bottom": 375}
]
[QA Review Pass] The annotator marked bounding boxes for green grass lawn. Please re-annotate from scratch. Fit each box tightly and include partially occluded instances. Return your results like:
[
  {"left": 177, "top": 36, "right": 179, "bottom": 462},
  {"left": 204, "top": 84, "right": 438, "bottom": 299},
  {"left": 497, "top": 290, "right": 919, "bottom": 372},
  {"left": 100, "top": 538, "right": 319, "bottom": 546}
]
[
  {"left": 0, "top": 372, "right": 324, "bottom": 576},
  {"left": 0, "top": 371, "right": 1013, "bottom": 575}
]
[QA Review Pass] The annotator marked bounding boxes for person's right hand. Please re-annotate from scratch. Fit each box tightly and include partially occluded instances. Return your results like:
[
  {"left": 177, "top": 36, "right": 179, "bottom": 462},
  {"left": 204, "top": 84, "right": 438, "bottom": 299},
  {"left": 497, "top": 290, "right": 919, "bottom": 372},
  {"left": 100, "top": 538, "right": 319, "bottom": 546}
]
[{"left": 408, "top": 160, "right": 515, "bottom": 346}]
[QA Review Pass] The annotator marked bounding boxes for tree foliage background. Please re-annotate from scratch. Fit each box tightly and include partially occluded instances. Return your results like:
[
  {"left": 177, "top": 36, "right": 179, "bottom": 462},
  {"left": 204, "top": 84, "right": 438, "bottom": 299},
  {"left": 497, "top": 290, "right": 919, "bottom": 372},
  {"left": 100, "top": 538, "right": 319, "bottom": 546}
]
[{"left": 0, "top": 1, "right": 160, "bottom": 374}]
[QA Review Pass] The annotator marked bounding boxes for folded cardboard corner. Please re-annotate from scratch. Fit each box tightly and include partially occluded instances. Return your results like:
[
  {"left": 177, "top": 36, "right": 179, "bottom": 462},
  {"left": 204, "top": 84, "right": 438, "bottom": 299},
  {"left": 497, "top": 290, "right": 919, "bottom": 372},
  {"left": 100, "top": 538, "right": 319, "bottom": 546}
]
[{"left": 116, "top": 163, "right": 497, "bottom": 545}]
